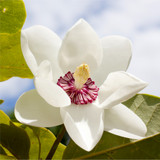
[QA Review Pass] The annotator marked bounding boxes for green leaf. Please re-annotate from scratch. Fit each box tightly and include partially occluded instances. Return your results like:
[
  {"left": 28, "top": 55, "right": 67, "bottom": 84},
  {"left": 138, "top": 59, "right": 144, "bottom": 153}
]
[
  {"left": 0, "top": 99, "right": 4, "bottom": 104},
  {"left": 0, "top": 144, "right": 7, "bottom": 155},
  {"left": 0, "top": 154, "right": 16, "bottom": 160},
  {"left": 0, "top": 0, "right": 26, "bottom": 33},
  {"left": 0, "top": 110, "right": 11, "bottom": 124},
  {"left": 0, "top": 111, "right": 30, "bottom": 159},
  {"left": 0, "top": 0, "right": 33, "bottom": 81},
  {"left": 123, "top": 94, "right": 160, "bottom": 136},
  {"left": 63, "top": 132, "right": 130, "bottom": 159},
  {"left": 0, "top": 144, "right": 14, "bottom": 157},
  {"left": 16, "top": 124, "right": 66, "bottom": 159},
  {"left": 0, "top": 32, "right": 33, "bottom": 81},
  {"left": 0, "top": 124, "right": 30, "bottom": 159},
  {"left": 63, "top": 94, "right": 160, "bottom": 159},
  {"left": 69, "top": 133, "right": 160, "bottom": 159}
]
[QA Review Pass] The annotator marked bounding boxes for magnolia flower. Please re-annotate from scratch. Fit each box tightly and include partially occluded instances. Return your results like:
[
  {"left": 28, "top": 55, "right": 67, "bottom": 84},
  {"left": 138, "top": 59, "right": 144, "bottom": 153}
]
[{"left": 15, "top": 19, "right": 147, "bottom": 151}]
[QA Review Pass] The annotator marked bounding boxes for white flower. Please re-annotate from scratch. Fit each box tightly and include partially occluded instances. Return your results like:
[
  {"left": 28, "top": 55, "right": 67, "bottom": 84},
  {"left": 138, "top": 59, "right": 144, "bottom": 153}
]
[{"left": 15, "top": 19, "right": 147, "bottom": 151}]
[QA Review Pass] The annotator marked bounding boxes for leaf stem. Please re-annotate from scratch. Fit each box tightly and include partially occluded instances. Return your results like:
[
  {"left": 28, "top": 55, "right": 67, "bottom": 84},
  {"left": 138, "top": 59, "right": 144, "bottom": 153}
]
[{"left": 46, "top": 125, "right": 66, "bottom": 160}]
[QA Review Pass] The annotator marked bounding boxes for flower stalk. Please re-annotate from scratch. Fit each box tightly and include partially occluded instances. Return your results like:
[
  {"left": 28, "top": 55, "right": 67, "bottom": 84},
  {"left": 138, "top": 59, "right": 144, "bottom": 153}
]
[{"left": 46, "top": 125, "right": 66, "bottom": 160}]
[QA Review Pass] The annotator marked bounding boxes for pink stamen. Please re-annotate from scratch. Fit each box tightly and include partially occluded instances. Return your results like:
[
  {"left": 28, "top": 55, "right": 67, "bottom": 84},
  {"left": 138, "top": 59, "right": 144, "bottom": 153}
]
[{"left": 57, "top": 72, "right": 99, "bottom": 105}]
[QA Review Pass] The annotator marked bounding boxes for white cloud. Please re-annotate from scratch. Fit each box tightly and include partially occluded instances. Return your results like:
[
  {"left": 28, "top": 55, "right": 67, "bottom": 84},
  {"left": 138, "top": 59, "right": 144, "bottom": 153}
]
[
  {"left": 88, "top": 0, "right": 160, "bottom": 36},
  {"left": 23, "top": 0, "right": 101, "bottom": 37},
  {"left": 128, "top": 29, "right": 160, "bottom": 96},
  {"left": 0, "top": 78, "right": 33, "bottom": 99}
]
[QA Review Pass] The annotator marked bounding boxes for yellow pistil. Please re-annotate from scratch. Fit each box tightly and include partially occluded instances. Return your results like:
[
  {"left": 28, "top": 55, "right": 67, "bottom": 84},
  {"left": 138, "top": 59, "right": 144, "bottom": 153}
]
[{"left": 73, "top": 64, "right": 90, "bottom": 89}]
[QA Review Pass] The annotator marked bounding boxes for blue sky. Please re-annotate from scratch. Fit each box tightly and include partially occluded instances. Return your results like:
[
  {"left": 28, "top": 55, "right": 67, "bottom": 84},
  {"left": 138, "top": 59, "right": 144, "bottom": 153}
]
[{"left": 1, "top": 0, "right": 160, "bottom": 113}]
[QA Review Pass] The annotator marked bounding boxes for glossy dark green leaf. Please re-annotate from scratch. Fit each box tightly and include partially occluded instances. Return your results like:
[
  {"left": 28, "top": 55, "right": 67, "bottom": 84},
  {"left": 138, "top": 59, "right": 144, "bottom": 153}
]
[
  {"left": 16, "top": 123, "right": 66, "bottom": 159},
  {"left": 0, "top": 111, "right": 30, "bottom": 159},
  {"left": 0, "top": 0, "right": 26, "bottom": 33},
  {"left": 0, "top": 32, "right": 33, "bottom": 81},
  {"left": 0, "top": 124, "right": 30, "bottom": 159},
  {"left": 63, "top": 94, "right": 160, "bottom": 159}
]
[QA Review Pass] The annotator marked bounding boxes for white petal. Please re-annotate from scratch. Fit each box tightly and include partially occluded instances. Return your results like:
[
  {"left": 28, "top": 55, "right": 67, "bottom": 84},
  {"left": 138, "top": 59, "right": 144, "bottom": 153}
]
[
  {"left": 60, "top": 104, "right": 104, "bottom": 151},
  {"left": 21, "top": 26, "right": 63, "bottom": 81},
  {"left": 104, "top": 104, "right": 147, "bottom": 139},
  {"left": 21, "top": 32, "right": 38, "bottom": 74},
  {"left": 58, "top": 19, "right": 103, "bottom": 74},
  {"left": 15, "top": 89, "right": 63, "bottom": 127},
  {"left": 35, "top": 60, "right": 53, "bottom": 80},
  {"left": 92, "top": 36, "right": 132, "bottom": 86},
  {"left": 99, "top": 71, "right": 148, "bottom": 109},
  {"left": 34, "top": 61, "right": 71, "bottom": 107}
]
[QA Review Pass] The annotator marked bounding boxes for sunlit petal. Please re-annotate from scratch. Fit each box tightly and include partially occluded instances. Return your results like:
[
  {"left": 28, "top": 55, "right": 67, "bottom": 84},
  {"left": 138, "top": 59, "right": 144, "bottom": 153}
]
[
  {"left": 58, "top": 19, "right": 103, "bottom": 74},
  {"left": 98, "top": 71, "right": 147, "bottom": 109},
  {"left": 104, "top": 104, "right": 147, "bottom": 139},
  {"left": 93, "top": 36, "right": 132, "bottom": 86},
  {"left": 60, "top": 104, "right": 104, "bottom": 151},
  {"left": 15, "top": 89, "right": 63, "bottom": 127},
  {"left": 21, "top": 25, "right": 63, "bottom": 81}
]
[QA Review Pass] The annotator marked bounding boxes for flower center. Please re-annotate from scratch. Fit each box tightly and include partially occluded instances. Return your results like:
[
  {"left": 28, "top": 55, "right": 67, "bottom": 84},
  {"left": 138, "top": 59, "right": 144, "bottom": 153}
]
[
  {"left": 73, "top": 64, "right": 90, "bottom": 89},
  {"left": 57, "top": 64, "right": 99, "bottom": 105}
]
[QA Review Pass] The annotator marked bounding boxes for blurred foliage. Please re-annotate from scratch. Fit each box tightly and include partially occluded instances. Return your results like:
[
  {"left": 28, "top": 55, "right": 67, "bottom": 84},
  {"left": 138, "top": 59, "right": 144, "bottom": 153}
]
[
  {"left": 0, "top": 110, "right": 66, "bottom": 159},
  {"left": 0, "top": 100, "right": 4, "bottom": 104},
  {"left": 48, "top": 125, "right": 70, "bottom": 146},
  {"left": 0, "top": 110, "right": 30, "bottom": 159}
]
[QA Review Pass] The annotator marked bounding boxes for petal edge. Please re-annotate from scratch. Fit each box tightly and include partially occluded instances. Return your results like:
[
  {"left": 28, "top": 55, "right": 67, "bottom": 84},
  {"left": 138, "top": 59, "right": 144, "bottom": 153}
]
[
  {"left": 93, "top": 36, "right": 132, "bottom": 86},
  {"left": 58, "top": 19, "right": 103, "bottom": 74},
  {"left": 15, "top": 89, "right": 63, "bottom": 127},
  {"left": 99, "top": 71, "right": 148, "bottom": 109},
  {"left": 60, "top": 104, "right": 104, "bottom": 151},
  {"left": 104, "top": 104, "right": 147, "bottom": 139}
]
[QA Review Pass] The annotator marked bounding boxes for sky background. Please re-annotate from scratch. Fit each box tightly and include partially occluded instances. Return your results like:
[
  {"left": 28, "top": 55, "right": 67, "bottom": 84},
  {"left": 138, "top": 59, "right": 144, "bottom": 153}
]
[{"left": 1, "top": 0, "right": 160, "bottom": 113}]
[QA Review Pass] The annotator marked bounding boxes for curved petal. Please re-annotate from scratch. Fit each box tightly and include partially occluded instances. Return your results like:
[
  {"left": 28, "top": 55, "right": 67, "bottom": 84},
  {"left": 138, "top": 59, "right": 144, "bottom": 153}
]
[
  {"left": 21, "top": 32, "right": 38, "bottom": 74},
  {"left": 58, "top": 19, "right": 103, "bottom": 74},
  {"left": 35, "top": 60, "right": 53, "bottom": 80},
  {"left": 104, "top": 104, "right": 147, "bottom": 139},
  {"left": 92, "top": 36, "right": 132, "bottom": 86},
  {"left": 98, "top": 71, "right": 148, "bottom": 109},
  {"left": 60, "top": 104, "right": 104, "bottom": 151},
  {"left": 21, "top": 26, "right": 63, "bottom": 81},
  {"left": 34, "top": 61, "right": 71, "bottom": 107},
  {"left": 15, "top": 89, "right": 63, "bottom": 127}
]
